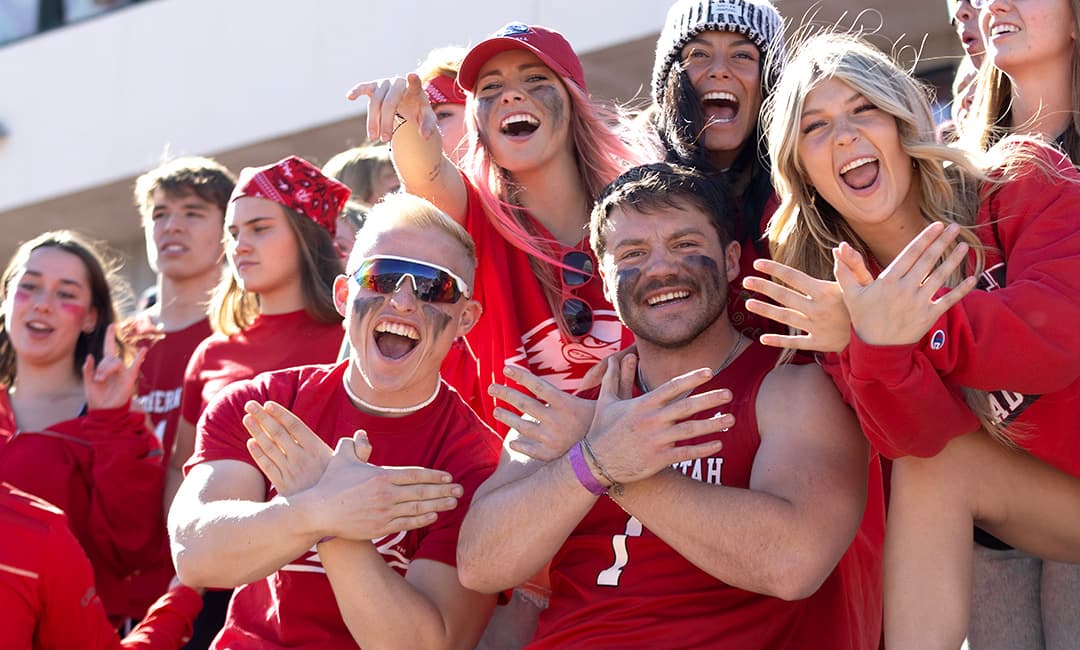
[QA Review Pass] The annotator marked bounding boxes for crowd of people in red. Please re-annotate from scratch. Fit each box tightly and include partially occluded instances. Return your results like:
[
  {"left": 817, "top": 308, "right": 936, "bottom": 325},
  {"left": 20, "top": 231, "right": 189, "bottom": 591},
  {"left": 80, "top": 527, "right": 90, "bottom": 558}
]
[{"left": 2, "top": 0, "right": 1079, "bottom": 647}]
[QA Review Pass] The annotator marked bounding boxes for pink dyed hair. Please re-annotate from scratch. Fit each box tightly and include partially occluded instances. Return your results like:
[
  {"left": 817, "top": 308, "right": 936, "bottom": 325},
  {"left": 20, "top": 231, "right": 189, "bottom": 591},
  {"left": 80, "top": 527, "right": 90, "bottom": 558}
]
[{"left": 460, "top": 79, "right": 654, "bottom": 269}]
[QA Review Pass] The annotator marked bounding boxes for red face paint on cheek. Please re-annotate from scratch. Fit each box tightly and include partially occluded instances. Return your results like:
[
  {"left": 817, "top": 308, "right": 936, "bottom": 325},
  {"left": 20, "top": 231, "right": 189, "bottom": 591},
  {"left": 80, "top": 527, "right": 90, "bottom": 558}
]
[
  {"left": 12, "top": 289, "right": 30, "bottom": 303},
  {"left": 59, "top": 303, "right": 86, "bottom": 318}
]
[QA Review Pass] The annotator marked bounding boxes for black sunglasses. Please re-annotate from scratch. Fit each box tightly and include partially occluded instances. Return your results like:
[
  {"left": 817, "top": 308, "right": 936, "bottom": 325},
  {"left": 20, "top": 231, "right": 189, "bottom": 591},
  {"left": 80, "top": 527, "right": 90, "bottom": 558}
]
[{"left": 559, "top": 250, "right": 595, "bottom": 337}]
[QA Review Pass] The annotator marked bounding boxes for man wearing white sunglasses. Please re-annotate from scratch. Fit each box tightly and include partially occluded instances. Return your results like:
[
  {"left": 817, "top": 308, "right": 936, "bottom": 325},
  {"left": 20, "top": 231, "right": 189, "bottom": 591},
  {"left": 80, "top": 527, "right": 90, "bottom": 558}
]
[{"left": 169, "top": 193, "right": 499, "bottom": 649}]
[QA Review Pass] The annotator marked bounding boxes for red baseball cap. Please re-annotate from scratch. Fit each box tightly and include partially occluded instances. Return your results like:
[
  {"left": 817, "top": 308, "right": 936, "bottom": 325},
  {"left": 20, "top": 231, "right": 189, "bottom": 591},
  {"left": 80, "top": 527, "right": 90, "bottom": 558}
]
[{"left": 457, "top": 22, "right": 587, "bottom": 94}]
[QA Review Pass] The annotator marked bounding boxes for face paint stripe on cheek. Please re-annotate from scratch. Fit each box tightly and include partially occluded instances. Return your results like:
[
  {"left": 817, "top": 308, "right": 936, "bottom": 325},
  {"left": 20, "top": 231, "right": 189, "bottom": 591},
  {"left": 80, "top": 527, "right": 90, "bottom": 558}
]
[
  {"left": 528, "top": 85, "right": 566, "bottom": 126},
  {"left": 421, "top": 304, "right": 453, "bottom": 338},
  {"left": 59, "top": 303, "right": 86, "bottom": 317},
  {"left": 12, "top": 289, "right": 29, "bottom": 303},
  {"left": 476, "top": 97, "right": 495, "bottom": 136},
  {"left": 351, "top": 296, "right": 386, "bottom": 325}
]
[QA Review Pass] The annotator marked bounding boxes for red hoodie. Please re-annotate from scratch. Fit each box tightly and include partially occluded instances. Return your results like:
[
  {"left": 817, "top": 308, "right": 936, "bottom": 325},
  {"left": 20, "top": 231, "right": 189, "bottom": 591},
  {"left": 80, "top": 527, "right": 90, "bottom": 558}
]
[{"left": 826, "top": 142, "right": 1080, "bottom": 476}]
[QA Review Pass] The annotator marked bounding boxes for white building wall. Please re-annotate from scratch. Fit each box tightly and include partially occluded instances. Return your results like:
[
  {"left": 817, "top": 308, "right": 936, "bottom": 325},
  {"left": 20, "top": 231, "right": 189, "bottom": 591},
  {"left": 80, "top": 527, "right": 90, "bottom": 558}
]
[{"left": 0, "top": 0, "right": 668, "bottom": 213}]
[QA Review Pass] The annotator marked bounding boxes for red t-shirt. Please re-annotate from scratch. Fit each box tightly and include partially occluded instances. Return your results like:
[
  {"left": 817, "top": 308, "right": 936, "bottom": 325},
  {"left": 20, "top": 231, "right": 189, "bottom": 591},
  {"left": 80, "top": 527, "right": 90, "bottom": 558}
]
[
  {"left": 461, "top": 179, "right": 632, "bottom": 434},
  {"left": 128, "top": 315, "right": 212, "bottom": 460},
  {"left": 186, "top": 361, "right": 501, "bottom": 649},
  {"left": 0, "top": 482, "right": 202, "bottom": 650},
  {"left": 830, "top": 143, "right": 1080, "bottom": 476},
  {"left": 0, "top": 396, "right": 165, "bottom": 623},
  {"left": 126, "top": 315, "right": 212, "bottom": 618},
  {"left": 531, "top": 343, "right": 884, "bottom": 649},
  {"left": 180, "top": 310, "right": 343, "bottom": 424}
]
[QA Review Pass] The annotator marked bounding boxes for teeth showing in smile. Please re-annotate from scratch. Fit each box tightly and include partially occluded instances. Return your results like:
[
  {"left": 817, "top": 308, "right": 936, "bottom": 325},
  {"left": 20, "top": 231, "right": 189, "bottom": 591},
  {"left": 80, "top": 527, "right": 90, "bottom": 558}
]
[
  {"left": 500, "top": 113, "right": 540, "bottom": 136},
  {"left": 702, "top": 91, "right": 737, "bottom": 102},
  {"left": 375, "top": 321, "right": 419, "bottom": 340},
  {"left": 26, "top": 321, "right": 51, "bottom": 332},
  {"left": 839, "top": 157, "right": 877, "bottom": 175},
  {"left": 648, "top": 290, "right": 689, "bottom": 306},
  {"left": 991, "top": 24, "right": 1020, "bottom": 36}
]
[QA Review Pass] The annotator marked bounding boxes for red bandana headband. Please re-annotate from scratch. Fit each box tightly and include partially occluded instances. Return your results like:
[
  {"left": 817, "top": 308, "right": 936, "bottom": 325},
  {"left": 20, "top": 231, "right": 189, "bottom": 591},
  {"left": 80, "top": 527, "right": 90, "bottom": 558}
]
[
  {"left": 230, "top": 155, "right": 351, "bottom": 236},
  {"left": 424, "top": 74, "right": 467, "bottom": 106}
]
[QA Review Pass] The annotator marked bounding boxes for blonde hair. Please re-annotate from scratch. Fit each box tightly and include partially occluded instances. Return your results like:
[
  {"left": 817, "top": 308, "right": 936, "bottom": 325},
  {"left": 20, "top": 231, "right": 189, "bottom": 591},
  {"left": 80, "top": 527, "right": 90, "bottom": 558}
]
[
  {"left": 763, "top": 32, "right": 1023, "bottom": 439},
  {"left": 322, "top": 145, "right": 395, "bottom": 204},
  {"left": 417, "top": 46, "right": 466, "bottom": 83},
  {"left": 347, "top": 193, "right": 476, "bottom": 281},
  {"left": 959, "top": 0, "right": 1080, "bottom": 161}
]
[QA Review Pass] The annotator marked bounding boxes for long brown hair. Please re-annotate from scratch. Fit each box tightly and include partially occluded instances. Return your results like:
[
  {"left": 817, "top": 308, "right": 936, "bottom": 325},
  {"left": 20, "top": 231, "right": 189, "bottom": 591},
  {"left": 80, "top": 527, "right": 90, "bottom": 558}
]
[
  {"left": 209, "top": 205, "right": 343, "bottom": 336},
  {"left": 0, "top": 231, "right": 132, "bottom": 385}
]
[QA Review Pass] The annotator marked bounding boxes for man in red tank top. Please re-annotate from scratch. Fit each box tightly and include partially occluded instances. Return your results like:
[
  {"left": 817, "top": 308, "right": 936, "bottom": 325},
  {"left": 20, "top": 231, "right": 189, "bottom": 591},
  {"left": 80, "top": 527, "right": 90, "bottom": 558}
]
[{"left": 459, "top": 163, "right": 885, "bottom": 649}]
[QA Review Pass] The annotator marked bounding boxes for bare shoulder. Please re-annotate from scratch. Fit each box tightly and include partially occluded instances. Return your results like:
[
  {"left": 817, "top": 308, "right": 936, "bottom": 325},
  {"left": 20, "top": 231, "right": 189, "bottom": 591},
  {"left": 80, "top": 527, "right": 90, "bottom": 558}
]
[
  {"left": 756, "top": 361, "right": 860, "bottom": 443},
  {"left": 759, "top": 361, "right": 840, "bottom": 407}
]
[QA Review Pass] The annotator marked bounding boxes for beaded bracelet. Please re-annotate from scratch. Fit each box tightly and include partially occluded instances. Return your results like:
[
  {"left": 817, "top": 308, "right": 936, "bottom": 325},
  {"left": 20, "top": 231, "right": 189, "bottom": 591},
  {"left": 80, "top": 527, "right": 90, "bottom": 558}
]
[
  {"left": 581, "top": 437, "right": 624, "bottom": 497},
  {"left": 568, "top": 441, "right": 606, "bottom": 496}
]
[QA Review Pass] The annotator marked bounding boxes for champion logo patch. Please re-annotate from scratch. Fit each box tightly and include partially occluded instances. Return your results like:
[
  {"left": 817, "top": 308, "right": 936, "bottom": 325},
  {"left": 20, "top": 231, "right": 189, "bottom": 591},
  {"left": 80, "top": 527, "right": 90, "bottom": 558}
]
[{"left": 930, "top": 329, "right": 946, "bottom": 350}]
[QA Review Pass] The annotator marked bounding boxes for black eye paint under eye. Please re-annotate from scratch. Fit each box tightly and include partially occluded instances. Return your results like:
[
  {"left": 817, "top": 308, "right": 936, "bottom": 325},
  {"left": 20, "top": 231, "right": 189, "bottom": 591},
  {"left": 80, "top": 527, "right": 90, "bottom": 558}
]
[
  {"left": 614, "top": 267, "right": 643, "bottom": 317},
  {"left": 684, "top": 254, "right": 723, "bottom": 290},
  {"left": 422, "top": 304, "right": 453, "bottom": 339},
  {"left": 528, "top": 85, "right": 565, "bottom": 127},
  {"left": 476, "top": 95, "right": 496, "bottom": 137},
  {"left": 351, "top": 295, "right": 386, "bottom": 325}
]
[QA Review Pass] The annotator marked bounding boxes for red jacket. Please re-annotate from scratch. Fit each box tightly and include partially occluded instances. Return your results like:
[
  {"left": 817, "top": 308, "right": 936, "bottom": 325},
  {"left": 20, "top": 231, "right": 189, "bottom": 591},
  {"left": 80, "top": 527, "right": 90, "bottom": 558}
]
[
  {"left": 0, "top": 482, "right": 201, "bottom": 649},
  {"left": 827, "top": 143, "right": 1080, "bottom": 474},
  {"left": 0, "top": 395, "right": 166, "bottom": 621}
]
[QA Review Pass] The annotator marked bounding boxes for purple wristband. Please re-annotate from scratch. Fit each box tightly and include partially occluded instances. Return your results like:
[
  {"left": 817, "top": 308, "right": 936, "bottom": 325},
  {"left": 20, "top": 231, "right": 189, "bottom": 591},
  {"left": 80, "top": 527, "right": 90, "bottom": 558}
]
[{"left": 568, "top": 441, "right": 605, "bottom": 496}]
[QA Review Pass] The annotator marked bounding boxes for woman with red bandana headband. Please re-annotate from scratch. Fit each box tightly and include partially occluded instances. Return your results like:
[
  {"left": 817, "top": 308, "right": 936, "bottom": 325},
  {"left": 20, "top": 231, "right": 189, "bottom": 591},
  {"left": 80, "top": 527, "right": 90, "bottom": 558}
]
[
  {"left": 167, "top": 155, "right": 349, "bottom": 647},
  {"left": 349, "top": 23, "right": 651, "bottom": 438},
  {"left": 0, "top": 231, "right": 166, "bottom": 628}
]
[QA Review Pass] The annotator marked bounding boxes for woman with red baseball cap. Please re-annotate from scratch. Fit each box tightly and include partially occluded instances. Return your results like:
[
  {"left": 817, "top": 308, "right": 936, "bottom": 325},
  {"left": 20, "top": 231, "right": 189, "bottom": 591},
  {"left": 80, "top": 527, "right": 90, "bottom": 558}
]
[{"left": 350, "top": 23, "right": 652, "bottom": 439}]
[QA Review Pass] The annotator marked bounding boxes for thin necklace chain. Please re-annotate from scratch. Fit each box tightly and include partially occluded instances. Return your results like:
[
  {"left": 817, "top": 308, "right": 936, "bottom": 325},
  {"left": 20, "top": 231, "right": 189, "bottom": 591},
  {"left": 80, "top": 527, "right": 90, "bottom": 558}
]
[
  {"left": 341, "top": 374, "right": 441, "bottom": 415},
  {"left": 637, "top": 328, "right": 745, "bottom": 393}
]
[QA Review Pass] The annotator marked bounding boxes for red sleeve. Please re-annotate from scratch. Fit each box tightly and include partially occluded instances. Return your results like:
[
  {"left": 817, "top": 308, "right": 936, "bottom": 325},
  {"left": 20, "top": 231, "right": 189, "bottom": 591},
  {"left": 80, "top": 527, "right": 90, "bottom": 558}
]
[
  {"left": 179, "top": 339, "right": 210, "bottom": 425},
  {"left": 32, "top": 508, "right": 124, "bottom": 650},
  {"left": 921, "top": 147, "right": 1080, "bottom": 393},
  {"left": 831, "top": 335, "right": 981, "bottom": 459},
  {"left": 119, "top": 586, "right": 203, "bottom": 649},
  {"left": 53, "top": 407, "right": 166, "bottom": 577},
  {"left": 184, "top": 373, "right": 278, "bottom": 477}
]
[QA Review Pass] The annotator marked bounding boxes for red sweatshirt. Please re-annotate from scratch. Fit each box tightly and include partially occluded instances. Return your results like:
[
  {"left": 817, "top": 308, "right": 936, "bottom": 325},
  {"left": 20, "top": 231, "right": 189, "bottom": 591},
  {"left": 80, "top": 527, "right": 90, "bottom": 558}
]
[
  {"left": 0, "top": 482, "right": 201, "bottom": 649},
  {"left": 827, "top": 143, "right": 1080, "bottom": 475},
  {"left": 0, "top": 394, "right": 166, "bottom": 622}
]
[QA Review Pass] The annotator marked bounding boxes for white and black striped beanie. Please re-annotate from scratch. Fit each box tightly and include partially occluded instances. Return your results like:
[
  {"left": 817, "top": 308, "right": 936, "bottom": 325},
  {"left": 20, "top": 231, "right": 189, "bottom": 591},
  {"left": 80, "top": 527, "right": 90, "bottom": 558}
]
[{"left": 652, "top": 0, "right": 784, "bottom": 103}]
